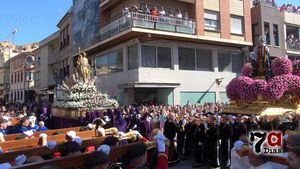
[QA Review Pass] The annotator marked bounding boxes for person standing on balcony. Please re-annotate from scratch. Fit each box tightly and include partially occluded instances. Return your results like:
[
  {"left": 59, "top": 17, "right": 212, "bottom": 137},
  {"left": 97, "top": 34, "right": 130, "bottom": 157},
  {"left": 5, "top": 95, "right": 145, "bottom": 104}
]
[
  {"left": 145, "top": 4, "right": 151, "bottom": 15},
  {"left": 183, "top": 12, "right": 189, "bottom": 26},
  {"left": 159, "top": 7, "right": 166, "bottom": 16},
  {"left": 159, "top": 7, "right": 166, "bottom": 22},
  {"left": 122, "top": 6, "right": 129, "bottom": 15},
  {"left": 169, "top": 11, "right": 174, "bottom": 18},
  {"left": 151, "top": 7, "right": 159, "bottom": 22},
  {"left": 151, "top": 7, "right": 159, "bottom": 16},
  {"left": 183, "top": 12, "right": 189, "bottom": 20},
  {"left": 176, "top": 10, "right": 182, "bottom": 19}
]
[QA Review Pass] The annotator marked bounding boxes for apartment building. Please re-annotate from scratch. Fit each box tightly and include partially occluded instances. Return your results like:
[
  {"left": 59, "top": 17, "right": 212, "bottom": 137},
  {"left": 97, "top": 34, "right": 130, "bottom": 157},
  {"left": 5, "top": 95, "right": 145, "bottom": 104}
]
[
  {"left": 0, "top": 42, "right": 19, "bottom": 102},
  {"left": 251, "top": 1, "right": 300, "bottom": 61},
  {"left": 34, "top": 32, "right": 60, "bottom": 103},
  {"left": 283, "top": 9, "right": 300, "bottom": 61},
  {"left": 57, "top": 9, "right": 73, "bottom": 78},
  {"left": 9, "top": 52, "right": 35, "bottom": 103},
  {"left": 74, "top": 0, "right": 252, "bottom": 105}
]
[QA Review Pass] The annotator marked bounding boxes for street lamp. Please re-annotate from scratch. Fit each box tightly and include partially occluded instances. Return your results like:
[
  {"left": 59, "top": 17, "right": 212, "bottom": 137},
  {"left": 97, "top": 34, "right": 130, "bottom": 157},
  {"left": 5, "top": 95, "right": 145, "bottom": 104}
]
[{"left": 215, "top": 77, "right": 224, "bottom": 86}]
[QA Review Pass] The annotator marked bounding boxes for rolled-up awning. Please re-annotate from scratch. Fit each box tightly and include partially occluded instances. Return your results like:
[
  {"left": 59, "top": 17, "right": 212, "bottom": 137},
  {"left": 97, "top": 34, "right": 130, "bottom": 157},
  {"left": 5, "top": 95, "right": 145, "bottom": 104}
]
[{"left": 118, "top": 82, "right": 181, "bottom": 89}]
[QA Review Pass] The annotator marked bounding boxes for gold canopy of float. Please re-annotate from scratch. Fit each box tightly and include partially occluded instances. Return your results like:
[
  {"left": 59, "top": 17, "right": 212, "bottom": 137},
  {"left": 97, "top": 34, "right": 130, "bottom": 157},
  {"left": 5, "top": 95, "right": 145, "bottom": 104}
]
[
  {"left": 223, "top": 94, "right": 300, "bottom": 116},
  {"left": 223, "top": 102, "right": 300, "bottom": 116}
]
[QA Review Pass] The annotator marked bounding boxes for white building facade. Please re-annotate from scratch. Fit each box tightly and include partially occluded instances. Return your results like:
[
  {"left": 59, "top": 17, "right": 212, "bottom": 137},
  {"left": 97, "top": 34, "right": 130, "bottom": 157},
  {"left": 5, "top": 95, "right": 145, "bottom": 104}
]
[{"left": 91, "top": 38, "right": 246, "bottom": 105}]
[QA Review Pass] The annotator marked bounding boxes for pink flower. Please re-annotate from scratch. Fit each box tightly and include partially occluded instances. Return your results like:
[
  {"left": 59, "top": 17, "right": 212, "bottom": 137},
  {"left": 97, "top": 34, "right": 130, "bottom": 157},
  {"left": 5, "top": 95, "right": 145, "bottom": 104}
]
[
  {"left": 226, "top": 77, "right": 241, "bottom": 101},
  {"left": 263, "top": 74, "right": 300, "bottom": 100},
  {"left": 226, "top": 56, "right": 300, "bottom": 102},
  {"left": 271, "top": 57, "right": 292, "bottom": 76},
  {"left": 242, "top": 63, "right": 253, "bottom": 77},
  {"left": 292, "top": 60, "right": 300, "bottom": 76}
]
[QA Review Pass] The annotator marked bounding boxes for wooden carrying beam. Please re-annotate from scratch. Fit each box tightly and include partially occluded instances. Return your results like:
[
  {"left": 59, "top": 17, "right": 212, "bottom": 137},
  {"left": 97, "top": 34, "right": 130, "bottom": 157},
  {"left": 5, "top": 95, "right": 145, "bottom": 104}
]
[
  {"left": 0, "top": 136, "right": 108, "bottom": 163},
  {"left": 4, "top": 127, "right": 81, "bottom": 141},
  {"left": 0, "top": 130, "right": 97, "bottom": 151},
  {"left": 12, "top": 142, "right": 154, "bottom": 169}
]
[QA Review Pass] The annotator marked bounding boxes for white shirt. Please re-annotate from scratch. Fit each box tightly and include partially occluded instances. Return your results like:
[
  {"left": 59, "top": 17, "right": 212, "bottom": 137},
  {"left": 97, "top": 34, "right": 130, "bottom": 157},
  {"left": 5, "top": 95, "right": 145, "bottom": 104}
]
[
  {"left": 177, "top": 13, "right": 182, "bottom": 19},
  {"left": 230, "top": 148, "right": 251, "bottom": 169},
  {"left": 250, "top": 162, "right": 274, "bottom": 169},
  {"left": 159, "top": 10, "right": 166, "bottom": 16}
]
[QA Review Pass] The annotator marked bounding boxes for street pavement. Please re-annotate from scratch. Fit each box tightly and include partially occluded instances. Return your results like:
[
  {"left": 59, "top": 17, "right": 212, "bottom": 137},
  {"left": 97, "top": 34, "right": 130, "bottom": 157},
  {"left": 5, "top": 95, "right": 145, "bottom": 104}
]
[{"left": 169, "top": 157, "right": 214, "bottom": 169}]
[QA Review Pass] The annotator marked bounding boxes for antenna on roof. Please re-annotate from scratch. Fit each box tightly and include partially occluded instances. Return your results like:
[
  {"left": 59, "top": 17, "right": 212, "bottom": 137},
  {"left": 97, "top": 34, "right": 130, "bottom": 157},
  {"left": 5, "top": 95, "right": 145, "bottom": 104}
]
[{"left": 12, "top": 29, "right": 17, "bottom": 45}]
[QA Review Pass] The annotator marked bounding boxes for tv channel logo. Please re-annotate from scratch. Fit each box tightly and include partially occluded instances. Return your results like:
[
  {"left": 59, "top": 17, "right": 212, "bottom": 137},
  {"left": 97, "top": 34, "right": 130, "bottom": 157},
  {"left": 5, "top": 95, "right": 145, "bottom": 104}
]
[{"left": 249, "top": 131, "right": 283, "bottom": 155}]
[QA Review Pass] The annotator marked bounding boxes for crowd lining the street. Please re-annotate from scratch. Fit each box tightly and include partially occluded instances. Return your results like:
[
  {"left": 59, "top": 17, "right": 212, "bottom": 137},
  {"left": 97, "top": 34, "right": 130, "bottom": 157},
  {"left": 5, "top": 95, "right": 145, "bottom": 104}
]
[{"left": 0, "top": 102, "right": 299, "bottom": 168}]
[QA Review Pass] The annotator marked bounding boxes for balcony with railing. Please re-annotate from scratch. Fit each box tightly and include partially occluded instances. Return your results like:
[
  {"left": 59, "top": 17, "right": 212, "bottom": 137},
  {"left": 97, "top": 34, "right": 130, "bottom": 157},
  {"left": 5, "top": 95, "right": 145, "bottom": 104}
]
[
  {"left": 286, "top": 26, "right": 300, "bottom": 52},
  {"left": 100, "top": 0, "right": 195, "bottom": 8},
  {"left": 253, "top": 0, "right": 276, "bottom": 8},
  {"left": 286, "top": 40, "right": 300, "bottom": 51},
  {"left": 100, "top": 12, "right": 196, "bottom": 41}
]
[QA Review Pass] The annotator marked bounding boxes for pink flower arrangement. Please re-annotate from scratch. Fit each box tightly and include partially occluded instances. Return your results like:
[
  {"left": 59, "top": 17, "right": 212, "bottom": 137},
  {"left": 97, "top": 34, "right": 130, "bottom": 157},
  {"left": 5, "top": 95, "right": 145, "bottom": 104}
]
[
  {"left": 226, "top": 57, "right": 300, "bottom": 102},
  {"left": 293, "top": 60, "right": 300, "bottom": 76},
  {"left": 242, "top": 63, "right": 253, "bottom": 77},
  {"left": 264, "top": 74, "right": 300, "bottom": 100},
  {"left": 252, "top": 79, "right": 267, "bottom": 94},
  {"left": 226, "top": 77, "right": 241, "bottom": 101},
  {"left": 263, "top": 75, "right": 288, "bottom": 100},
  {"left": 271, "top": 57, "right": 292, "bottom": 76},
  {"left": 226, "top": 77, "right": 267, "bottom": 102}
]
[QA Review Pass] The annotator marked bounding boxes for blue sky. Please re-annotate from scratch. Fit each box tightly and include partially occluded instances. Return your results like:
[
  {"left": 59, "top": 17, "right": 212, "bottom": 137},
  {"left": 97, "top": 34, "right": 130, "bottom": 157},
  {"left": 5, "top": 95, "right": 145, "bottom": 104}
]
[
  {"left": 0, "top": 0, "right": 72, "bottom": 45},
  {"left": 0, "top": 0, "right": 299, "bottom": 45},
  {"left": 277, "top": 0, "right": 300, "bottom": 6}
]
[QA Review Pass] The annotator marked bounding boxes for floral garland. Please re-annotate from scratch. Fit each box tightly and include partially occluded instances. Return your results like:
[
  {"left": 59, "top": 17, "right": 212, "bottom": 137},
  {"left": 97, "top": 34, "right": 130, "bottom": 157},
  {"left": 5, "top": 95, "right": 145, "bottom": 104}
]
[{"left": 53, "top": 81, "right": 119, "bottom": 109}]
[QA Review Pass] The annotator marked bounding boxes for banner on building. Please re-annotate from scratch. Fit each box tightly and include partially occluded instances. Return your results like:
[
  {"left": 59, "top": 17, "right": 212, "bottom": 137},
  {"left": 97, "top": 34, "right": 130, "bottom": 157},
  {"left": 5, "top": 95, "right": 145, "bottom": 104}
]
[{"left": 72, "top": 0, "right": 100, "bottom": 54}]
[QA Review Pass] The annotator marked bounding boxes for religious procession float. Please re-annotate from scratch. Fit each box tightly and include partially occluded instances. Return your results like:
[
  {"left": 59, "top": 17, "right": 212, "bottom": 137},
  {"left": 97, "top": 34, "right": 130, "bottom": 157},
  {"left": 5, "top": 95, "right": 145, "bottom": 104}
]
[
  {"left": 224, "top": 36, "right": 300, "bottom": 116},
  {"left": 51, "top": 49, "right": 119, "bottom": 119}
]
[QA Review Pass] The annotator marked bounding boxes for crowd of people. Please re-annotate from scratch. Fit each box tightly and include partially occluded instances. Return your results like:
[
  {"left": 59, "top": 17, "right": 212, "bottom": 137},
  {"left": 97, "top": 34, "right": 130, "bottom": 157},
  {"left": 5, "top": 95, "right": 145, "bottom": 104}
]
[
  {"left": 120, "top": 4, "right": 195, "bottom": 29},
  {"left": 0, "top": 102, "right": 299, "bottom": 169},
  {"left": 286, "top": 33, "right": 300, "bottom": 50},
  {"left": 76, "top": 103, "right": 299, "bottom": 169},
  {"left": 0, "top": 104, "right": 49, "bottom": 136},
  {"left": 253, "top": 0, "right": 300, "bottom": 14},
  {"left": 122, "top": 4, "right": 190, "bottom": 21}
]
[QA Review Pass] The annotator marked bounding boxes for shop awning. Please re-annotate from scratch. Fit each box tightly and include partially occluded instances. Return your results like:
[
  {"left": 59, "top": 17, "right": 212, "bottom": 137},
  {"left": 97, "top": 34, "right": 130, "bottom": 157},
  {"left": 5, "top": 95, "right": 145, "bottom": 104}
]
[{"left": 118, "top": 82, "right": 181, "bottom": 89}]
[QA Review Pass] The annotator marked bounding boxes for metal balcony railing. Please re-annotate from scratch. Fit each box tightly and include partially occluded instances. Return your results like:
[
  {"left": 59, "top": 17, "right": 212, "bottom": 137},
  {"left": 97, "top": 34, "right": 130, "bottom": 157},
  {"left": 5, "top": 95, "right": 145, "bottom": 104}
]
[
  {"left": 286, "top": 40, "right": 300, "bottom": 51},
  {"left": 253, "top": 0, "right": 276, "bottom": 8},
  {"left": 100, "top": 12, "right": 196, "bottom": 41}
]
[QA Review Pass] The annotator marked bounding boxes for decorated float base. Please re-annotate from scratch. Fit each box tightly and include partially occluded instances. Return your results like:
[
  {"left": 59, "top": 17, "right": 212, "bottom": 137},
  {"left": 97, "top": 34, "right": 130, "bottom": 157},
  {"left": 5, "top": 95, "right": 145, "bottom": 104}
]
[
  {"left": 51, "top": 107, "right": 90, "bottom": 120},
  {"left": 223, "top": 101, "right": 300, "bottom": 116}
]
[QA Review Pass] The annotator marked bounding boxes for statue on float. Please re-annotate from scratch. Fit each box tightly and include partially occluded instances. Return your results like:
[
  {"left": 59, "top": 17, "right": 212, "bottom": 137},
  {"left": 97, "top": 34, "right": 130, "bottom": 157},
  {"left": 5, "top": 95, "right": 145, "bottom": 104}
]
[
  {"left": 249, "top": 35, "right": 272, "bottom": 79},
  {"left": 52, "top": 48, "right": 119, "bottom": 118},
  {"left": 77, "top": 48, "right": 91, "bottom": 83},
  {"left": 225, "top": 36, "right": 300, "bottom": 116}
]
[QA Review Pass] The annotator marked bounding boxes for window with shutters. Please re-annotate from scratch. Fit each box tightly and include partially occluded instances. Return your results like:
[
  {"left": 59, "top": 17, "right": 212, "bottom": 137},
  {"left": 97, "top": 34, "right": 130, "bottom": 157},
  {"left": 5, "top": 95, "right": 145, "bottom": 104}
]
[
  {"left": 231, "top": 15, "right": 244, "bottom": 35},
  {"left": 204, "top": 10, "right": 220, "bottom": 31}
]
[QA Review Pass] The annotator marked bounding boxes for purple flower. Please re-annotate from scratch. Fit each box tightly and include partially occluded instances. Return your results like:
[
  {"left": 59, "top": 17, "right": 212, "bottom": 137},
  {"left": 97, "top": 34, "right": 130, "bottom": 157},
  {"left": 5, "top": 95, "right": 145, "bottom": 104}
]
[
  {"left": 242, "top": 63, "right": 253, "bottom": 77},
  {"left": 226, "top": 57, "right": 300, "bottom": 101},
  {"left": 263, "top": 74, "right": 300, "bottom": 100},
  {"left": 271, "top": 57, "right": 292, "bottom": 76},
  {"left": 292, "top": 60, "right": 300, "bottom": 76},
  {"left": 226, "top": 77, "right": 241, "bottom": 101}
]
